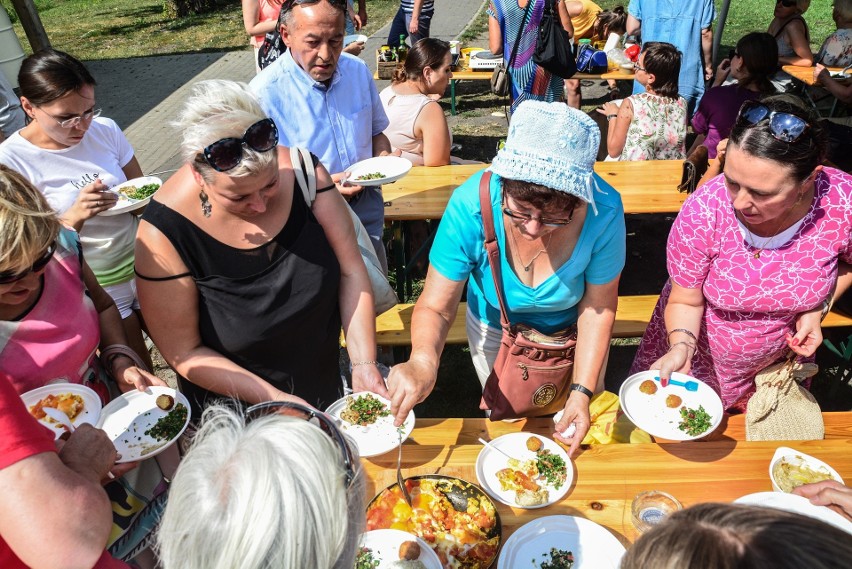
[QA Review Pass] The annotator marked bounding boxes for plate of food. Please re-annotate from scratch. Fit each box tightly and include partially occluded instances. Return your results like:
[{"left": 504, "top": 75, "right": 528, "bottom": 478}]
[
  {"left": 344, "top": 33, "right": 368, "bottom": 46},
  {"left": 21, "top": 383, "right": 102, "bottom": 440},
  {"left": 769, "top": 447, "right": 844, "bottom": 493},
  {"left": 618, "top": 370, "right": 723, "bottom": 441},
  {"left": 475, "top": 433, "right": 572, "bottom": 508},
  {"left": 496, "top": 515, "right": 626, "bottom": 569},
  {"left": 100, "top": 176, "right": 161, "bottom": 216},
  {"left": 96, "top": 386, "right": 190, "bottom": 463},
  {"left": 344, "top": 156, "right": 412, "bottom": 186},
  {"left": 356, "top": 529, "right": 443, "bottom": 569},
  {"left": 734, "top": 492, "right": 852, "bottom": 535},
  {"left": 366, "top": 475, "right": 501, "bottom": 569},
  {"left": 325, "top": 391, "right": 414, "bottom": 458}
]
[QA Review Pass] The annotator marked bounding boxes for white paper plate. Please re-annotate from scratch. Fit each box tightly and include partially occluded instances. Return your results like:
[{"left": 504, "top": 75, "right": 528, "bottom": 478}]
[
  {"left": 620, "top": 62, "right": 634, "bottom": 70},
  {"left": 325, "top": 392, "right": 414, "bottom": 458},
  {"left": 475, "top": 432, "right": 573, "bottom": 508},
  {"left": 20, "top": 383, "right": 102, "bottom": 440},
  {"left": 618, "top": 370, "right": 723, "bottom": 441},
  {"left": 99, "top": 176, "right": 162, "bottom": 216},
  {"left": 357, "top": 529, "right": 443, "bottom": 569},
  {"left": 734, "top": 492, "right": 852, "bottom": 535},
  {"left": 497, "top": 515, "right": 625, "bottom": 569},
  {"left": 344, "top": 34, "right": 368, "bottom": 45},
  {"left": 344, "top": 156, "right": 412, "bottom": 186},
  {"left": 96, "top": 386, "right": 191, "bottom": 463},
  {"left": 769, "top": 446, "right": 844, "bottom": 493}
]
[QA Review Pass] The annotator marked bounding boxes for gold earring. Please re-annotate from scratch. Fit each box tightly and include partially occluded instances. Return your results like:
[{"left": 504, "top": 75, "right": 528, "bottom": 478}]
[{"left": 199, "top": 189, "right": 212, "bottom": 218}]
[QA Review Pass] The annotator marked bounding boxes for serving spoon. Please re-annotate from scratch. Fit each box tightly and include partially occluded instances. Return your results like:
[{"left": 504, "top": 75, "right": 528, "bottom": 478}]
[
  {"left": 396, "top": 430, "right": 413, "bottom": 506},
  {"left": 42, "top": 407, "right": 76, "bottom": 433}
]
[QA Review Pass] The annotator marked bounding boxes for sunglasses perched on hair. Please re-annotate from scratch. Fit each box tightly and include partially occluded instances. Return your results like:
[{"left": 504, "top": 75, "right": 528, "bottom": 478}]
[
  {"left": 281, "top": 0, "right": 347, "bottom": 14},
  {"left": 245, "top": 400, "right": 357, "bottom": 488},
  {"left": 200, "top": 119, "right": 279, "bottom": 172},
  {"left": 737, "top": 101, "right": 810, "bottom": 143},
  {"left": 502, "top": 196, "right": 575, "bottom": 227},
  {"left": 777, "top": 0, "right": 797, "bottom": 7},
  {"left": 0, "top": 241, "right": 57, "bottom": 284}
]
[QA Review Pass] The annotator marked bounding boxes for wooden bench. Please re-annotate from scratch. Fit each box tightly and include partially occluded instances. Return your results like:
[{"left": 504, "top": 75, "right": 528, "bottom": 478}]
[{"left": 373, "top": 296, "right": 852, "bottom": 346}]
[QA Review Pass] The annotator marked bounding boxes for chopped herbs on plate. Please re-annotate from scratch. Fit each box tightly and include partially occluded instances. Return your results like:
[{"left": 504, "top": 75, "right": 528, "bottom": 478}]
[
  {"left": 119, "top": 183, "right": 160, "bottom": 201},
  {"left": 340, "top": 394, "right": 390, "bottom": 426},
  {"left": 354, "top": 546, "right": 380, "bottom": 569},
  {"left": 677, "top": 405, "right": 712, "bottom": 436},
  {"left": 535, "top": 449, "right": 567, "bottom": 490},
  {"left": 535, "top": 547, "right": 574, "bottom": 569},
  {"left": 145, "top": 403, "right": 187, "bottom": 441},
  {"left": 355, "top": 172, "right": 385, "bottom": 181}
]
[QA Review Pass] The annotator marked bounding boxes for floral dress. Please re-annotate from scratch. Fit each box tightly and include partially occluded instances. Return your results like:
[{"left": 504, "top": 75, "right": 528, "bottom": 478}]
[
  {"left": 817, "top": 28, "right": 852, "bottom": 68},
  {"left": 631, "top": 169, "right": 852, "bottom": 412},
  {"left": 620, "top": 93, "right": 687, "bottom": 161}
]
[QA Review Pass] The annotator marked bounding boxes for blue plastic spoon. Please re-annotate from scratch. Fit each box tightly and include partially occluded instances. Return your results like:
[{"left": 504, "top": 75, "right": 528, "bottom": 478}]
[{"left": 653, "top": 375, "right": 699, "bottom": 392}]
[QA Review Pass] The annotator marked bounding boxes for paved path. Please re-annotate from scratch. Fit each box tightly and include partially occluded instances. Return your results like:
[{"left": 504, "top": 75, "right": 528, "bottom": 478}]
[{"left": 88, "top": 0, "right": 487, "bottom": 179}]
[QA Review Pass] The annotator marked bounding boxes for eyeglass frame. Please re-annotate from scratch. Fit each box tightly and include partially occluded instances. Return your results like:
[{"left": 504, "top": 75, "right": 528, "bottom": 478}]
[
  {"left": 38, "top": 107, "right": 102, "bottom": 129},
  {"left": 0, "top": 240, "right": 57, "bottom": 284},
  {"left": 736, "top": 101, "right": 810, "bottom": 144},
  {"left": 199, "top": 118, "right": 279, "bottom": 173},
  {"left": 502, "top": 194, "right": 575, "bottom": 227},
  {"left": 244, "top": 400, "right": 357, "bottom": 488}
]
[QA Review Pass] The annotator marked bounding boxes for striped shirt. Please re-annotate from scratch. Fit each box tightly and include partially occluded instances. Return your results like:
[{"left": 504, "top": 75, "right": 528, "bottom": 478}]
[{"left": 401, "top": 0, "right": 434, "bottom": 14}]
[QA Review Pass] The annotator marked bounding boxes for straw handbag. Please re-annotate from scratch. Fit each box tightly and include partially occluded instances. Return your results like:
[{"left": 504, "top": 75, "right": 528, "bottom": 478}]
[{"left": 745, "top": 357, "right": 824, "bottom": 441}]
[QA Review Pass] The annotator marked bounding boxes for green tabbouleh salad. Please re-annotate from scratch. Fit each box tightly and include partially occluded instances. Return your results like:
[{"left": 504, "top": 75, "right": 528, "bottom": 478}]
[
  {"left": 120, "top": 183, "right": 160, "bottom": 200},
  {"left": 340, "top": 394, "right": 390, "bottom": 426},
  {"left": 355, "top": 172, "right": 385, "bottom": 181},
  {"left": 145, "top": 403, "right": 187, "bottom": 441},
  {"left": 677, "top": 405, "right": 712, "bottom": 436},
  {"left": 354, "top": 546, "right": 380, "bottom": 569},
  {"left": 535, "top": 547, "right": 574, "bottom": 569},
  {"left": 535, "top": 449, "right": 567, "bottom": 490}
]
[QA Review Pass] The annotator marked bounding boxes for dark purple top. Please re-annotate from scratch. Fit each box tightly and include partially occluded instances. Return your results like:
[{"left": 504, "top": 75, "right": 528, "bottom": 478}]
[{"left": 691, "top": 85, "right": 761, "bottom": 158}]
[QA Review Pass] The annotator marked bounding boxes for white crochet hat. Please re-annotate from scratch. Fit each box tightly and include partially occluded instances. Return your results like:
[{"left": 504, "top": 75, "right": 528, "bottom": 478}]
[{"left": 491, "top": 100, "right": 600, "bottom": 211}]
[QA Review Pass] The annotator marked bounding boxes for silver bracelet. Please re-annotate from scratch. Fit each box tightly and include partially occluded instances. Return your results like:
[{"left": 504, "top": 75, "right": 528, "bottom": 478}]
[
  {"left": 667, "top": 328, "right": 698, "bottom": 344},
  {"left": 351, "top": 360, "right": 379, "bottom": 367},
  {"left": 667, "top": 341, "right": 696, "bottom": 358}
]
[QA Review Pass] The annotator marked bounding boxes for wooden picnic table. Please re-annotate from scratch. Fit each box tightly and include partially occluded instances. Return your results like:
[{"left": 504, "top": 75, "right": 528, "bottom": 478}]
[
  {"left": 782, "top": 64, "right": 850, "bottom": 86},
  {"left": 361, "top": 414, "right": 852, "bottom": 550},
  {"left": 383, "top": 160, "right": 687, "bottom": 220}
]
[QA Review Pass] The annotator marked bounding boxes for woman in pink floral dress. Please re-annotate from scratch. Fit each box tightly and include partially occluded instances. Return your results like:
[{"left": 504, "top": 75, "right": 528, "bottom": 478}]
[
  {"left": 631, "top": 97, "right": 852, "bottom": 413},
  {"left": 599, "top": 42, "right": 687, "bottom": 161}
]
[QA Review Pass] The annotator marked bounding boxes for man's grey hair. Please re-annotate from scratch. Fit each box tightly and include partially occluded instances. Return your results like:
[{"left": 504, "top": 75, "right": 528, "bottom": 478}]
[
  {"left": 156, "top": 404, "right": 365, "bottom": 569},
  {"left": 172, "top": 80, "right": 276, "bottom": 182}
]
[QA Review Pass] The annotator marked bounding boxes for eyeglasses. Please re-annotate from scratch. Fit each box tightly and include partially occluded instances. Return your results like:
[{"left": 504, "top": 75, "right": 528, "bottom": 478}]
[
  {"left": 777, "top": 0, "right": 797, "bottom": 7},
  {"left": 40, "top": 107, "right": 102, "bottom": 129},
  {"left": 502, "top": 197, "right": 575, "bottom": 227},
  {"left": 728, "top": 49, "right": 739, "bottom": 60},
  {"left": 0, "top": 241, "right": 56, "bottom": 284},
  {"left": 281, "top": 0, "right": 347, "bottom": 14},
  {"left": 737, "top": 101, "right": 810, "bottom": 143},
  {"left": 633, "top": 62, "right": 646, "bottom": 72},
  {"left": 200, "top": 119, "right": 279, "bottom": 172},
  {"left": 245, "top": 400, "right": 357, "bottom": 488}
]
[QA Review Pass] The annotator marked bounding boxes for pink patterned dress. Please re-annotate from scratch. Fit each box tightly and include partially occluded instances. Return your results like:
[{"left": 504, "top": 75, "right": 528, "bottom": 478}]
[{"left": 631, "top": 168, "right": 852, "bottom": 412}]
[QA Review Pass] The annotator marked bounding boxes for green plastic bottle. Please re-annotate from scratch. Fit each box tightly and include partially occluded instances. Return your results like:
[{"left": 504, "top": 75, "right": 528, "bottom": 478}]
[{"left": 396, "top": 34, "right": 408, "bottom": 62}]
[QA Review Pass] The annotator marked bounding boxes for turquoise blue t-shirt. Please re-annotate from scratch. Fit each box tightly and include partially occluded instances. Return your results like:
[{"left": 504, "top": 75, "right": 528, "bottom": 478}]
[{"left": 429, "top": 170, "right": 626, "bottom": 334}]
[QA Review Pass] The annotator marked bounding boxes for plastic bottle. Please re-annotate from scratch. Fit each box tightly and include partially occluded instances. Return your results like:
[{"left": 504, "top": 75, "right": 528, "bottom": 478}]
[
  {"left": 396, "top": 35, "right": 408, "bottom": 62},
  {"left": 606, "top": 48, "right": 631, "bottom": 71}
]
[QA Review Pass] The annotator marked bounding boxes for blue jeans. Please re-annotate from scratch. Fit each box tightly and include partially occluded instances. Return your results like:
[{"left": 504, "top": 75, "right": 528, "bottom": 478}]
[{"left": 387, "top": 7, "right": 433, "bottom": 47}]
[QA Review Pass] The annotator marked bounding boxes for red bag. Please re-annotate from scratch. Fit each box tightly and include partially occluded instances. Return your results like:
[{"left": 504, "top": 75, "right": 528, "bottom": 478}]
[{"left": 476, "top": 172, "right": 578, "bottom": 420}]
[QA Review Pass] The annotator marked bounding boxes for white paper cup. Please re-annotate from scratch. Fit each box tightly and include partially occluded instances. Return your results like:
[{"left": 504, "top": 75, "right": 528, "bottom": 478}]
[{"left": 450, "top": 41, "right": 460, "bottom": 55}]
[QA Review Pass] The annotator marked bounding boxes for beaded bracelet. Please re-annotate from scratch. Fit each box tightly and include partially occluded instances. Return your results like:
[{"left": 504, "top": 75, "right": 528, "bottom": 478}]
[
  {"left": 667, "top": 328, "right": 698, "bottom": 344},
  {"left": 351, "top": 360, "right": 379, "bottom": 367}
]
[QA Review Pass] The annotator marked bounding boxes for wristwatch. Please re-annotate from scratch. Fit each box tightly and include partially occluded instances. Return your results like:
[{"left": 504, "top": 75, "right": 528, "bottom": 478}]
[
  {"left": 569, "top": 383, "right": 594, "bottom": 398},
  {"left": 606, "top": 114, "right": 617, "bottom": 121}
]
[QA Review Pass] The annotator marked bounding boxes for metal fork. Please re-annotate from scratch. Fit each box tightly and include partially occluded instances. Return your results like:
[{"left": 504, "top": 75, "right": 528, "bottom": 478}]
[{"left": 396, "top": 430, "right": 413, "bottom": 506}]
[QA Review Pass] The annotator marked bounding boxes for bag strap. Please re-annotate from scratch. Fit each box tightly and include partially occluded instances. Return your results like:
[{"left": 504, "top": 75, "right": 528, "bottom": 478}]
[
  {"left": 478, "top": 171, "right": 512, "bottom": 330},
  {"left": 289, "top": 146, "right": 317, "bottom": 206},
  {"left": 506, "top": 0, "right": 534, "bottom": 70}
]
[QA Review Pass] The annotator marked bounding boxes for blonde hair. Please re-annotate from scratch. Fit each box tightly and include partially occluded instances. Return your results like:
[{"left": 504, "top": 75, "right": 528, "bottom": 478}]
[
  {"left": 173, "top": 80, "right": 277, "bottom": 183},
  {"left": 156, "top": 405, "right": 365, "bottom": 569},
  {"left": 0, "top": 165, "right": 60, "bottom": 274}
]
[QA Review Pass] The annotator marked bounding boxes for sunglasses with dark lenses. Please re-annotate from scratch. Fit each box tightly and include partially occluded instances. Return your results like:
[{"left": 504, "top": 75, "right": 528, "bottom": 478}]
[
  {"left": 201, "top": 118, "right": 279, "bottom": 172},
  {"left": 245, "top": 400, "right": 357, "bottom": 488},
  {"left": 0, "top": 241, "right": 57, "bottom": 284},
  {"left": 281, "top": 0, "right": 347, "bottom": 14},
  {"left": 737, "top": 101, "right": 810, "bottom": 143},
  {"left": 777, "top": 0, "right": 797, "bottom": 7}
]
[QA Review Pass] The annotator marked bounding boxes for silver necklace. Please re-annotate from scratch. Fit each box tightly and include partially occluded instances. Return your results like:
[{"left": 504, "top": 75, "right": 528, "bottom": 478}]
[
  {"left": 509, "top": 226, "right": 552, "bottom": 272},
  {"left": 737, "top": 192, "right": 803, "bottom": 259}
]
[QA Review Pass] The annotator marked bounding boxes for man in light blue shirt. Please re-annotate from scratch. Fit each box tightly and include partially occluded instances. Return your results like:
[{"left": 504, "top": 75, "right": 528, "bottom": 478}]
[
  {"left": 250, "top": 0, "right": 391, "bottom": 268},
  {"left": 627, "top": 0, "right": 715, "bottom": 115}
]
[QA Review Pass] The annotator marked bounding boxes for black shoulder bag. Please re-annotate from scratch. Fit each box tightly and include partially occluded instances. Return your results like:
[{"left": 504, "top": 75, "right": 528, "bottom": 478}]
[{"left": 533, "top": 0, "right": 577, "bottom": 79}]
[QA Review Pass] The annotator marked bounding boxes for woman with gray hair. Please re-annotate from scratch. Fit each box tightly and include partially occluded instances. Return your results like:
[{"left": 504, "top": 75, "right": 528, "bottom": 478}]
[
  {"left": 135, "top": 80, "right": 385, "bottom": 417},
  {"left": 156, "top": 403, "right": 364, "bottom": 569}
]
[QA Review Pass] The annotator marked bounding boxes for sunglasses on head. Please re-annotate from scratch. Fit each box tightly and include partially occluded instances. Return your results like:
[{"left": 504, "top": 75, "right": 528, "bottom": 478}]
[
  {"left": 281, "top": 0, "right": 347, "bottom": 14},
  {"left": 245, "top": 400, "right": 357, "bottom": 488},
  {"left": 0, "top": 241, "right": 57, "bottom": 284},
  {"left": 737, "top": 101, "right": 810, "bottom": 143},
  {"left": 200, "top": 118, "right": 279, "bottom": 172}
]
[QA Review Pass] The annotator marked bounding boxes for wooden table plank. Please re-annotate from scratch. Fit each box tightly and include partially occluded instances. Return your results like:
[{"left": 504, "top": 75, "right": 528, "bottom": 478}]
[
  {"left": 361, "top": 417, "right": 852, "bottom": 549},
  {"left": 446, "top": 67, "right": 636, "bottom": 82},
  {"left": 383, "top": 161, "right": 687, "bottom": 220},
  {"left": 782, "top": 65, "right": 849, "bottom": 86}
]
